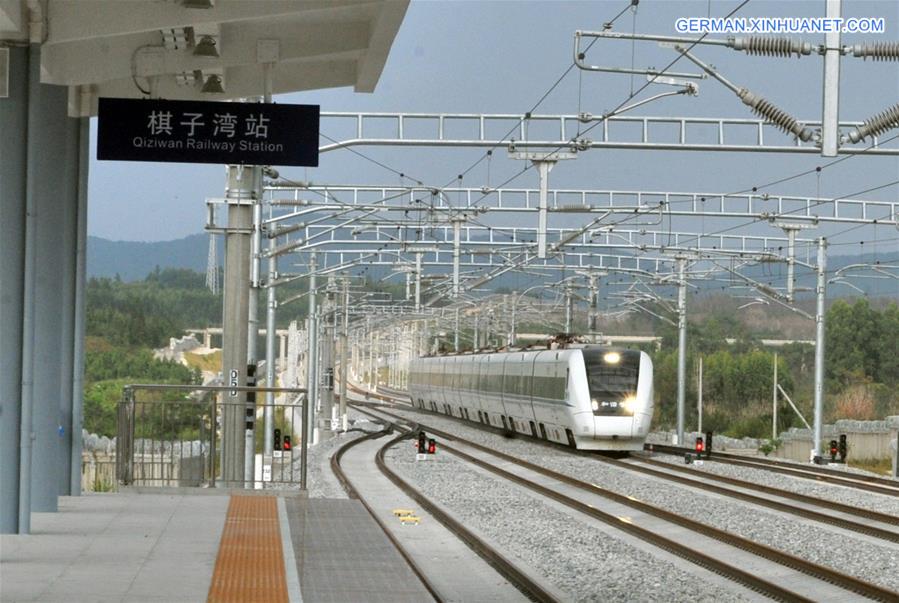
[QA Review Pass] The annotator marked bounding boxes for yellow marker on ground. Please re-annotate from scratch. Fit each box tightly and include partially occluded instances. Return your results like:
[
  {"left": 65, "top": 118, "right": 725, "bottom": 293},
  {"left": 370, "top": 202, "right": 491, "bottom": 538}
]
[
  {"left": 392, "top": 508, "right": 415, "bottom": 517},
  {"left": 399, "top": 515, "right": 421, "bottom": 525}
]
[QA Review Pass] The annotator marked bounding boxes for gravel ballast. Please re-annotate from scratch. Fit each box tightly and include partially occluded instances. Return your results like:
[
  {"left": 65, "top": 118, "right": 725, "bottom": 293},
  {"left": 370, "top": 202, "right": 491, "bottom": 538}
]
[
  {"left": 378, "top": 405, "right": 899, "bottom": 592},
  {"left": 268, "top": 409, "right": 383, "bottom": 497},
  {"left": 386, "top": 441, "right": 749, "bottom": 602},
  {"left": 649, "top": 453, "right": 899, "bottom": 517}
]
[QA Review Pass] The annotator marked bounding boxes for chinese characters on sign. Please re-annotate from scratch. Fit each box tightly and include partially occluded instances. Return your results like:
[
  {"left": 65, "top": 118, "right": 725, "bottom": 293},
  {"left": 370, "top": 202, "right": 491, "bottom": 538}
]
[{"left": 97, "top": 98, "right": 319, "bottom": 166}]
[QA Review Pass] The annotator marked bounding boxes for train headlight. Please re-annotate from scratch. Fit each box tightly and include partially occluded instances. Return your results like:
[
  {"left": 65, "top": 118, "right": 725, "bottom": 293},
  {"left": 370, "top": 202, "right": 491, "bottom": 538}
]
[
  {"left": 603, "top": 352, "right": 621, "bottom": 364},
  {"left": 622, "top": 396, "right": 638, "bottom": 413}
]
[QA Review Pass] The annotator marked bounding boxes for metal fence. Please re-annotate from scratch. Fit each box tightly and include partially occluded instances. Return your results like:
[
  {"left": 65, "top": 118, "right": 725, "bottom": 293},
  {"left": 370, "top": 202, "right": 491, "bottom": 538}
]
[{"left": 117, "top": 384, "right": 308, "bottom": 489}]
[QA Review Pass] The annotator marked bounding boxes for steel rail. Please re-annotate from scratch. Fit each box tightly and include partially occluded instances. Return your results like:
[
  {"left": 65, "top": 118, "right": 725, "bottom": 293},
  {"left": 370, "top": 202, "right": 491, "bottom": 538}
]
[
  {"left": 329, "top": 428, "right": 445, "bottom": 603},
  {"left": 650, "top": 444, "right": 899, "bottom": 497},
  {"left": 353, "top": 400, "right": 899, "bottom": 602},
  {"left": 630, "top": 455, "right": 899, "bottom": 528},
  {"left": 371, "top": 430, "right": 562, "bottom": 603},
  {"left": 351, "top": 405, "right": 813, "bottom": 602},
  {"left": 683, "top": 445, "right": 899, "bottom": 489},
  {"left": 601, "top": 456, "right": 899, "bottom": 543},
  {"left": 363, "top": 385, "right": 899, "bottom": 533}
]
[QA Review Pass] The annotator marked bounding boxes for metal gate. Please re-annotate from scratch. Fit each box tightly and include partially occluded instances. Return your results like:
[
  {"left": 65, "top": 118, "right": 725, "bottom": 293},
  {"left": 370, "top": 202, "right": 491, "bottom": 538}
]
[{"left": 117, "top": 383, "right": 308, "bottom": 489}]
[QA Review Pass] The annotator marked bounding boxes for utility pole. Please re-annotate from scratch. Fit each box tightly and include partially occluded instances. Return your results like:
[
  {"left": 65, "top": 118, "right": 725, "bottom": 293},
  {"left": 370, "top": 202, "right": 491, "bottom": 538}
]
[
  {"left": 473, "top": 313, "right": 479, "bottom": 350},
  {"left": 821, "top": 0, "right": 842, "bottom": 157},
  {"left": 305, "top": 252, "right": 317, "bottom": 451},
  {"left": 588, "top": 274, "right": 599, "bottom": 341},
  {"left": 676, "top": 256, "right": 688, "bottom": 446},
  {"left": 414, "top": 251, "right": 422, "bottom": 312},
  {"left": 509, "top": 152, "right": 576, "bottom": 259},
  {"left": 452, "top": 217, "right": 463, "bottom": 298},
  {"left": 454, "top": 306, "right": 460, "bottom": 352},
  {"left": 509, "top": 295, "right": 517, "bottom": 348},
  {"left": 262, "top": 206, "right": 277, "bottom": 468},
  {"left": 812, "top": 238, "right": 827, "bottom": 460},
  {"left": 697, "top": 356, "right": 703, "bottom": 434},
  {"left": 339, "top": 278, "right": 349, "bottom": 430},
  {"left": 772, "top": 352, "right": 778, "bottom": 440}
]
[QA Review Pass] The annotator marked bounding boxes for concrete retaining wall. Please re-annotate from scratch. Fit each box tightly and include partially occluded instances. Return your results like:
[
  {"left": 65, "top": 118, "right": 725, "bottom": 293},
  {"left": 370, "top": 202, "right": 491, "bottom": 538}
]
[{"left": 777, "top": 416, "right": 899, "bottom": 462}]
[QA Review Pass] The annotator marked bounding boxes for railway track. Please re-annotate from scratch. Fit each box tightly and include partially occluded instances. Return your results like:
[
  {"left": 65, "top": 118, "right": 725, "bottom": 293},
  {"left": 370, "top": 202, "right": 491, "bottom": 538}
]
[
  {"left": 352, "top": 401, "right": 899, "bottom": 602},
  {"left": 350, "top": 383, "right": 899, "bottom": 536},
  {"left": 330, "top": 424, "right": 561, "bottom": 602},
  {"left": 616, "top": 455, "right": 899, "bottom": 543},
  {"left": 649, "top": 444, "right": 899, "bottom": 497}
]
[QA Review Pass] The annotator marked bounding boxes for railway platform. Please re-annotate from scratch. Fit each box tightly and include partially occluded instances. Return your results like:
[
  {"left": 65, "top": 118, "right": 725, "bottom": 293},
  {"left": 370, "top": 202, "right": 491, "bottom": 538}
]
[{"left": 0, "top": 488, "right": 437, "bottom": 602}]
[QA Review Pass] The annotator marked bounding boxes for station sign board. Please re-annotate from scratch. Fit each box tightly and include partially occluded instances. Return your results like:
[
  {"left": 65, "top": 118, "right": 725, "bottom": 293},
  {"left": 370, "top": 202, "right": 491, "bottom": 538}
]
[{"left": 97, "top": 97, "right": 319, "bottom": 166}]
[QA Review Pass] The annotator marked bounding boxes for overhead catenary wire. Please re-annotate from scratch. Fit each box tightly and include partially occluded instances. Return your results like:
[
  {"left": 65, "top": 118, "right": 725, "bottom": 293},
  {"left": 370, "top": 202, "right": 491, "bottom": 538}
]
[{"left": 290, "top": 0, "right": 896, "bottom": 302}]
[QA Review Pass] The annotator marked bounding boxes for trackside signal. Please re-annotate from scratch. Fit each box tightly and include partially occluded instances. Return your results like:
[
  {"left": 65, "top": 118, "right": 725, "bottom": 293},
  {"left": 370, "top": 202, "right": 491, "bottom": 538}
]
[
  {"left": 274, "top": 429, "right": 282, "bottom": 451},
  {"left": 829, "top": 439, "right": 838, "bottom": 463},
  {"left": 428, "top": 438, "right": 437, "bottom": 454},
  {"left": 695, "top": 436, "right": 704, "bottom": 454},
  {"left": 705, "top": 431, "right": 713, "bottom": 458},
  {"left": 246, "top": 364, "right": 257, "bottom": 429},
  {"left": 838, "top": 434, "right": 848, "bottom": 463},
  {"left": 283, "top": 435, "right": 292, "bottom": 452},
  {"left": 417, "top": 431, "right": 427, "bottom": 453}
]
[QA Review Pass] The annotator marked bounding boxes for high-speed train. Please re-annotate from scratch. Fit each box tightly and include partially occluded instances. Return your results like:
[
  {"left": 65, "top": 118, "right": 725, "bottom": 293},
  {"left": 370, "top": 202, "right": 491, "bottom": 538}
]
[{"left": 408, "top": 346, "right": 653, "bottom": 451}]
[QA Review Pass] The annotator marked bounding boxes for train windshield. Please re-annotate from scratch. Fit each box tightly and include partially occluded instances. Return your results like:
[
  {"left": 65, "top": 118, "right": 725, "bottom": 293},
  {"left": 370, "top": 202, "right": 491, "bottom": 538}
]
[{"left": 582, "top": 348, "right": 641, "bottom": 415}]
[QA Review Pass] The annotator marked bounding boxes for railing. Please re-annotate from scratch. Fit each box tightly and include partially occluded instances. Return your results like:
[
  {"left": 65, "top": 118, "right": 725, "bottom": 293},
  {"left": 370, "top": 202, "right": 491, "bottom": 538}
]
[{"left": 117, "top": 384, "right": 307, "bottom": 489}]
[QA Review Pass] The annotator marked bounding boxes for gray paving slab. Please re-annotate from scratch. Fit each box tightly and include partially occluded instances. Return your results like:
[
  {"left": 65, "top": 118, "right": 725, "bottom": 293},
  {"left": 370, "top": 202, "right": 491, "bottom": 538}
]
[
  {"left": 0, "top": 492, "right": 228, "bottom": 603},
  {"left": 286, "top": 497, "right": 436, "bottom": 603},
  {"left": 337, "top": 437, "right": 532, "bottom": 603}
]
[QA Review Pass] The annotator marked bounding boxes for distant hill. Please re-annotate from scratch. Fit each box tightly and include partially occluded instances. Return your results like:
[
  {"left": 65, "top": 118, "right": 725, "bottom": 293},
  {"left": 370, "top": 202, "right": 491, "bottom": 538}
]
[
  {"left": 87, "top": 233, "right": 897, "bottom": 298},
  {"left": 88, "top": 234, "right": 218, "bottom": 281}
]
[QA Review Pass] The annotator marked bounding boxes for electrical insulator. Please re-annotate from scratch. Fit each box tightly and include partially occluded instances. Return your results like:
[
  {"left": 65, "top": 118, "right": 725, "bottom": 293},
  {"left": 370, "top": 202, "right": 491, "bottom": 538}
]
[
  {"left": 845, "top": 102, "right": 899, "bottom": 143},
  {"left": 737, "top": 89, "right": 813, "bottom": 141},
  {"left": 838, "top": 434, "right": 848, "bottom": 463},
  {"left": 850, "top": 41, "right": 899, "bottom": 61},
  {"left": 829, "top": 439, "right": 838, "bottom": 462},
  {"left": 729, "top": 36, "right": 812, "bottom": 57}
]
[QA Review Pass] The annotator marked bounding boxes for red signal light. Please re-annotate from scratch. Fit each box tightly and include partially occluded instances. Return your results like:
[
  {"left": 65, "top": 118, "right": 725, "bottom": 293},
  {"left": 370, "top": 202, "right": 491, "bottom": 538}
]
[
  {"left": 427, "top": 438, "right": 436, "bottom": 454},
  {"left": 695, "top": 436, "right": 704, "bottom": 453},
  {"left": 283, "top": 435, "right": 292, "bottom": 451}
]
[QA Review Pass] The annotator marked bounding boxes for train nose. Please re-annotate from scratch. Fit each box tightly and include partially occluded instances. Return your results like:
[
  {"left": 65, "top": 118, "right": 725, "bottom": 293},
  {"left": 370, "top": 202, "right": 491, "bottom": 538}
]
[{"left": 592, "top": 416, "right": 634, "bottom": 438}]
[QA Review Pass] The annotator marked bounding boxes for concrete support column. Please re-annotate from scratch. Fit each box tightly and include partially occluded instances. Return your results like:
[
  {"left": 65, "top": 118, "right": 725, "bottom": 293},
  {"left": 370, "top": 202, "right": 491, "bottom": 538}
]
[
  {"left": 812, "top": 238, "right": 828, "bottom": 460},
  {"left": 27, "top": 46, "right": 79, "bottom": 514},
  {"left": 68, "top": 117, "right": 89, "bottom": 497},
  {"left": 675, "top": 258, "right": 688, "bottom": 446},
  {"left": 221, "top": 165, "right": 258, "bottom": 486},
  {"left": 0, "top": 46, "right": 28, "bottom": 533},
  {"left": 56, "top": 109, "right": 81, "bottom": 496}
]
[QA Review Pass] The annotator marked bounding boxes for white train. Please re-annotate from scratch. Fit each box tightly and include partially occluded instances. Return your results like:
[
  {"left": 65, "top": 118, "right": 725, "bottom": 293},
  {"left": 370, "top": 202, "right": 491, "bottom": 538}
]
[{"left": 408, "top": 346, "right": 654, "bottom": 451}]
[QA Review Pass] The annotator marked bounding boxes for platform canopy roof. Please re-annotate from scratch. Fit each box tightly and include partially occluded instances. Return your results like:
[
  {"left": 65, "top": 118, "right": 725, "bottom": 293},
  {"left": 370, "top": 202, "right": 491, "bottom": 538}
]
[{"left": 0, "top": 0, "right": 409, "bottom": 116}]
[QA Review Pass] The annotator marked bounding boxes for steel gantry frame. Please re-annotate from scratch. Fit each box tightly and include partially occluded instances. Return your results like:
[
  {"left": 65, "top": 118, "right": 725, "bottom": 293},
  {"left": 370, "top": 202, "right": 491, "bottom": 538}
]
[
  {"left": 211, "top": 93, "right": 896, "bottom": 475},
  {"left": 246, "top": 170, "right": 899, "bottom": 453},
  {"left": 315, "top": 111, "right": 899, "bottom": 156}
]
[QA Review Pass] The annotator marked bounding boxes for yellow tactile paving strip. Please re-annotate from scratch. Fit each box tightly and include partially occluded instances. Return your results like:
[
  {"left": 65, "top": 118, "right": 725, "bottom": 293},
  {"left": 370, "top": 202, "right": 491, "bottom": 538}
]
[{"left": 207, "top": 496, "right": 289, "bottom": 603}]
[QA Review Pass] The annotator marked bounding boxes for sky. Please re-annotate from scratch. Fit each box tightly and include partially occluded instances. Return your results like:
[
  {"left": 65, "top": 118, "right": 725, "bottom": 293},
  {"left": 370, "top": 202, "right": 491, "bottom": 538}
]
[{"left": 88, "top": 0, "right": 899, "bottom": 261}]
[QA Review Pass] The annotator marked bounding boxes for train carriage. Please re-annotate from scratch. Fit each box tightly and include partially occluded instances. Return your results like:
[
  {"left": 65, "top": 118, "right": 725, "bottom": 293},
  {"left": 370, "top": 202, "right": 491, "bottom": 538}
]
[{"left": 409, "top": 345, "right": 653, "bottom": 451}]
